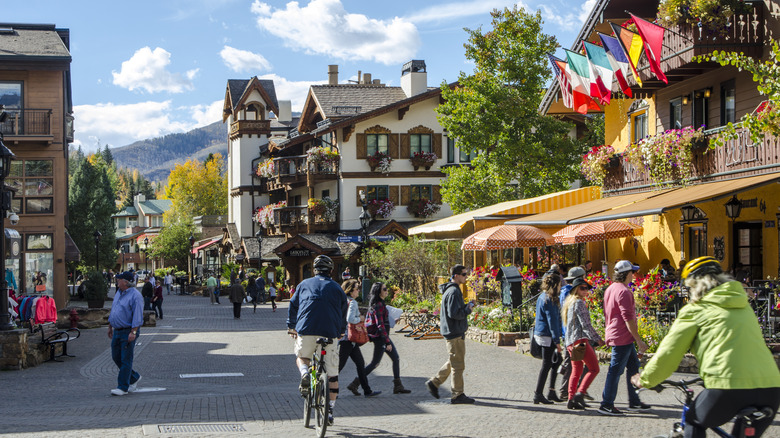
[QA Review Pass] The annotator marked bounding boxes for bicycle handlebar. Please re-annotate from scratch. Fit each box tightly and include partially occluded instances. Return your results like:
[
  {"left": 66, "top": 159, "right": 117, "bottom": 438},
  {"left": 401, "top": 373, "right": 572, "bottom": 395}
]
[{"left": 650, "top": 377, "right": 704, "bottom": 393}]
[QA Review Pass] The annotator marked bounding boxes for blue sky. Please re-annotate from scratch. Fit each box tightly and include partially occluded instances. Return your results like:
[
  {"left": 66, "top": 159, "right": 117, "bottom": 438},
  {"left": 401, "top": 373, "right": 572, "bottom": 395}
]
[{"left": 7, "top": 0, "right": 594, "bottom": 151}]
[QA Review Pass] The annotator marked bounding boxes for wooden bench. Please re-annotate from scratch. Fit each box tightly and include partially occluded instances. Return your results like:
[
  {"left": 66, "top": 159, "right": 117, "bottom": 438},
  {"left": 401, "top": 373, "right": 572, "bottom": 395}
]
[{"left": 30, "top": 322, "right": 80, "bottom": 363}]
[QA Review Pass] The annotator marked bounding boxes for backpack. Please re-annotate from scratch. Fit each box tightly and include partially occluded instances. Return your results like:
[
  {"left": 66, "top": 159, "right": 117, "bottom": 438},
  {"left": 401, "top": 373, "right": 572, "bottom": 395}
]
[{"left": 364, "top": 307, "right": 379, "bottom": 337}]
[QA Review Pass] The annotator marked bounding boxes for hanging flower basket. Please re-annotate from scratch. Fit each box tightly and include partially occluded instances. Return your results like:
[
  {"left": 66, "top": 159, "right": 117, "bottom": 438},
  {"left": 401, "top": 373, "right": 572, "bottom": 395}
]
[
  {"left": 367, "top": 151, "right": 392, "bottom": 174},
  {"left": 306, "top": 146, "right": 339, "bottom": 165},
  {"left": 624, "top": 127, "right": 705, "bottom": 186},
  {"left": 366, "top": 198, "right": 395, "bottom": 218},
  {"left": 410, "top": 151, "right": 437, "bottom": 170},
  {"left": 256, "top": 160, "right": 275, "bottom": 178},
  {"left": 580, "top": 145, "right": 616, "bottom": 186},
  {"left": 406, "top": 198, "right": 441, "bottom": 218},
  {"left": 308, "top": 197, "right": 339, "bottom": 222},
  {"left": 254, "top": 201, "right": 287, "bottom": 228}
]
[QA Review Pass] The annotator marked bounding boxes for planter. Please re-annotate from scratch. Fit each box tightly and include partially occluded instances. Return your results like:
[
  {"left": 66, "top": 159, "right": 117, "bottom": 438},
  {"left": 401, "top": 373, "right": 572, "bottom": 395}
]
[
  {"left": 607, "top": 156, "right": 620, "bottom": 168},
  {"left": 692, "top": 137, "right": 709, "bottom": 150},
  {"left": 86, "top": 299, "right": 105, "bottom": 309}
]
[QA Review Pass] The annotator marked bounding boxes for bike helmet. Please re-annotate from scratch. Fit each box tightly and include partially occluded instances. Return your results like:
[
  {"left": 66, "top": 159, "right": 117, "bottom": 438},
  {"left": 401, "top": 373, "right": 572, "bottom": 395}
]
[
  {"left": 313, "top": 255, "right": 334, "bottom": 273},
  {"left": 680, "top": 256, "right": 722, "bottom": 280}
]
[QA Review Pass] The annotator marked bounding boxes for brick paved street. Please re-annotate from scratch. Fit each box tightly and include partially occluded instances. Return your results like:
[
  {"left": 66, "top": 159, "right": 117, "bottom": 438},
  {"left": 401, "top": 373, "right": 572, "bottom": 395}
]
[{"left": 1, "top": 293, "right": 778, "bottom": 437}]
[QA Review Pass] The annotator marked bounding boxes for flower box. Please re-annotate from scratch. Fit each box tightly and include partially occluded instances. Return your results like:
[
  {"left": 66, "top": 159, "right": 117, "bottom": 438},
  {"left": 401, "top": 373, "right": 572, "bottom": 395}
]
[
  {"left": 406, "top": 198, "right": 441, "bottom": 218},
  {"left": 366, "top": 198, "right": 395, "bottom": 218},
  {"left": 410, "top": 151, "right": 437, "bottom": 170},
  {"left": 367, "top": 151, "right": 392, "bottom": 174}
]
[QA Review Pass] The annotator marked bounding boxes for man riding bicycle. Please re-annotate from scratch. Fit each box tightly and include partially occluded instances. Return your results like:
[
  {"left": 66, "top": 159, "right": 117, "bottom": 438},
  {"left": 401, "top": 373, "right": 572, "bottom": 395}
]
[
  {"left": 287, "top": 255, "right": 348, "bottom": 424},
  {"left": 631, "top": 256, "right": 780, "bottom": 437}
]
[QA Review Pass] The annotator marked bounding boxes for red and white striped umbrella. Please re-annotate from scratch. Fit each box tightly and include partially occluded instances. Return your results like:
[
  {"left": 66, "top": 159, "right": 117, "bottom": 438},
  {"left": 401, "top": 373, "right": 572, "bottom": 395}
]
[
  {"left": 461, "top": 225, "right": 555, "bottom": 251},
  {"left": 553, "top": 220, "right": 642, "bottom": 245}
]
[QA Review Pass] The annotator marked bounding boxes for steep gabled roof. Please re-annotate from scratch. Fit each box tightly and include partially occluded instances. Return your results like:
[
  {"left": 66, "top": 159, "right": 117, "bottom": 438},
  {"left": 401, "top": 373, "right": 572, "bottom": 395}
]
[
  {"left": 223, "top": 77, "right": 280, "bottom": 122},
  {"left": 137, "top": 199, "right": 172, "bottom": 216},
  {"left": 0, "top": 23, "right": 71, "bottom": 62}
]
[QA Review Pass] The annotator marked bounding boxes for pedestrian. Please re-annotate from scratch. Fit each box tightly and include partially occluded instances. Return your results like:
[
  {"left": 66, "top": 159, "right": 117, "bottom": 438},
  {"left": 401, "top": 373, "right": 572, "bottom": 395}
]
[
  {"left": 562, "top": 278, "right": 604, "bottom": 410},
  {"left": 107, "top": 271, "right": 143, "bottom": 396},
  {"left": 141, "top": 276, "right": 154, "bottom": 311},
  {"left": 164, "top": 272, "right": 173, "bottom": 295},
  {"left": 256, "top": 273, "right": 266, "bottom": 304},
  {"left": 228, "top": 278, "right": 245, "bottom": 319},
  {"left": 558, "top": 266, "right": 587, "bottom": 401},
  {"left": 425, "top": 264, "right": 476, "bottom": 404},
  {"left": 268, "top": 282, "right": 277, "bottom": 312},
  {"left": 363, "top": 282, "right": 412, "bottom": 395},
  {"left": 598, "top": 260, "right": 650, "bottom": 416},
  {"left": 151, "top": 277, "right": 164, "bottom": 320},
  {"left": 206, "top": 272, "right": 219, "bottom": 305},
  {"left": 246, "top": 275, "right": 260, "bottom": 313},
  {"left": 341, "top": 279, "right": 381, "bottom": 398},
  {"left": 341, "top": 267, "right": 351, "bottom": 280},
  {"left": 532, "top": 272, "right": 563, "bottom": 404}
]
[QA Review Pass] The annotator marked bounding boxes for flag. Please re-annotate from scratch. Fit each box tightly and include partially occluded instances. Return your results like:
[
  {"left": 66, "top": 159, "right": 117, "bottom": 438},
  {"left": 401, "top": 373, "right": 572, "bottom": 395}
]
[
  {"left": 583, "top": 41, "right": 614, "bottom": 105},
  {"left": 565, "top": 50, "right": 601, "bottom": 114},
  {"left": 610, "top": 22, "right": 644, "bottom": 87},
  {"left": 631, "top": 14, "right": 668, "bottom": 84},
  {"left": 548, "top": 54, "right": 573, "bottom": 109},
  {"left": 599, "top": 33, "right": 633, "bottom": 97}
]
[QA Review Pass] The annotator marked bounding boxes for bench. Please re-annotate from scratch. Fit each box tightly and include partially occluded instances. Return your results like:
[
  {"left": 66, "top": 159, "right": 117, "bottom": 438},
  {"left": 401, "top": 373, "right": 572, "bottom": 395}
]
[{"left": 30, "top": 322, "right": 80, "bottom": 363}]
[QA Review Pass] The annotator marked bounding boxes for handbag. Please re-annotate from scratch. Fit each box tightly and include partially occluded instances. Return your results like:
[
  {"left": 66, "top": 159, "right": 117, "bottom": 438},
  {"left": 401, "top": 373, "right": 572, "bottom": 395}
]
[
  {"left": 570, "top": 342, "right": 587, "bottom": 362},
  {"left": 347, "top": 321, "right": 369, "bottom": 345},
  {"left": 529, "top": 325, "right": 542, "bottom": 359}
]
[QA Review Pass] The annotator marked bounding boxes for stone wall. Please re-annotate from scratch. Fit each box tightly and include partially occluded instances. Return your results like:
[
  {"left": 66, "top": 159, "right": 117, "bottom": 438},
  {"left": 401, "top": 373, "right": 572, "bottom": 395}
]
[
  {"left": 466, "top": 327, "right": 526, "bottom": 347},
  {"left": 0, "top": 329, "right": 29, "bottom": 370}
]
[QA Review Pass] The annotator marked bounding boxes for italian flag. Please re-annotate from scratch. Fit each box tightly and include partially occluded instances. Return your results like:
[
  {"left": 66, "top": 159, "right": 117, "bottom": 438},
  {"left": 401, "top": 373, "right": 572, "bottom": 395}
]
[{"left": 565, "top": 50, "right": 601, "bottom": 114}]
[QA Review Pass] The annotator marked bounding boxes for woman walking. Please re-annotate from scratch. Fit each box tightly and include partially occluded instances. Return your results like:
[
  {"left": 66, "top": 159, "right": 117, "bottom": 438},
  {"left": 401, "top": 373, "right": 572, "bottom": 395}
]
[
  {"left": 363, "top": 282, "right": 411, "bottom": 394},
  {"left": 562, "top": 278, "right": 604, "bottom": 409},
  {"left": 151, "top": 277, "right": 164, "bottom": 320},
  {"left": 533, "top": 272, "right": 563, "bottom": 404},
  {"left": 341, "top": 280, "right": 381, "bottom": 397}
]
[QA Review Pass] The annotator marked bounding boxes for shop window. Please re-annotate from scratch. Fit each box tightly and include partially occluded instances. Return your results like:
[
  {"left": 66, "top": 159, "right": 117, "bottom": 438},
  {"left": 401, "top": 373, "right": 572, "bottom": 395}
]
[
  {"left": 366, "top": 185, "right": 389, "bottom": 201},
  {"left": 367, "top": 134, "right": 389, "bottom": 155},
  {"left": 0, "top": 82, "right": 23, "bottom": 136},
  {"left": 410, "top": 185, "right": 432, "bottom": 202},
  {"left": 26, "top": 234, "right": 52, "bottom": 250},
  {"left": 670, "top": 98, "right": 683, "bottom": 129},
  {"left": 688, "top": 226, "right": 707, "bottom": 259},
  {"left": 8, "top": 160, "right": 54, "bottom": 214},
  {"left": 720, "top": 79, "right": 736, "bottom": 126},
  {"left": 410, "top": 134, "right": 432, "bottom": 156}
]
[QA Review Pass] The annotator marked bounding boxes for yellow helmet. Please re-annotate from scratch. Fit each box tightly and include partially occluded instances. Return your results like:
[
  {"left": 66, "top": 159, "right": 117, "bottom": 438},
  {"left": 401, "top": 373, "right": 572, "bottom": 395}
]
[{"left": 680, "top": 256, "right": 722, "bottom": 280}]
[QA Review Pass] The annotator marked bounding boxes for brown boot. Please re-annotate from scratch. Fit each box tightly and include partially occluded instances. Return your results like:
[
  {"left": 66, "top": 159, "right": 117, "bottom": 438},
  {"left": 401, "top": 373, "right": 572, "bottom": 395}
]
[
  {"left": 393, "top": 378, "right": 411, "bottom": 394},
  {"left": 346, "top": 378, "right": 360, "bottom": 396}
]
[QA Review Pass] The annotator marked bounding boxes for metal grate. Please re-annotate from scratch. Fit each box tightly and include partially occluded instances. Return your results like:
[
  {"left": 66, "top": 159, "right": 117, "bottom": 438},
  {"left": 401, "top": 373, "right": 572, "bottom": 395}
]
[{"left": 158, "top": 424, "right": 246, "bottom": 433}]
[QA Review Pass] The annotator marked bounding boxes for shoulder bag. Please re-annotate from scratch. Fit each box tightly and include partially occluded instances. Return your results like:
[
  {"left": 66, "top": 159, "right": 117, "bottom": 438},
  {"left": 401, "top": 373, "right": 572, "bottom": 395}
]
[
  {"left": 529, "top": 325, "right": 542, "bottom": 359},
  {"left": 347, "top": 320, "right": 369, "bottom": 345},
  {"left": 570, "top": 341, "right": 587, "bottom": 362}
]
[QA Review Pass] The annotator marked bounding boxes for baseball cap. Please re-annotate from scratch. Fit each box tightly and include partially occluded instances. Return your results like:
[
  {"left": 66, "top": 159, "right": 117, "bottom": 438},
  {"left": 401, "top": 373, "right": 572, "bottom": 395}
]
[
  {"left": 570, "top": 278, "right": 591, "bottom": 290},
  {"left": 116, "top": 271, "right": 134, "bottom": 282},
  {"left": 614, "top": 260, "right": 640, "bottom": 273},
  {"left": 565, "top": 266, "right": 586, "bottom": 281}
]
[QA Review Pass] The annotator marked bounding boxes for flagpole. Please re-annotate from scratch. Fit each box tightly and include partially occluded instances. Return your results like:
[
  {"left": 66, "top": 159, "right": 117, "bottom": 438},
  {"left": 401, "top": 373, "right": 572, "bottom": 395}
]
[{"left": 623, "top": 10, "right": 696, "bottom": 44}]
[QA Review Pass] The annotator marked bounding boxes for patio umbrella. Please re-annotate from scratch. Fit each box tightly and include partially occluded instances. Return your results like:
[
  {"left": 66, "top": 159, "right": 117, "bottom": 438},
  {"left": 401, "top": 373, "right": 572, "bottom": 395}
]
[
  {"left": 461, "top": 224, "right": 555, "bottom": 251},
  {"left": 553, "top": 220, "right": 643, "bottom": 245}
]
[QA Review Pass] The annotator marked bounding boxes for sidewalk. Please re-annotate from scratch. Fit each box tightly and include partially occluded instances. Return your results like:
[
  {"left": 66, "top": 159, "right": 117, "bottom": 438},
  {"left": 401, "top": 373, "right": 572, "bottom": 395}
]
[{"left": 1, "top": 292, "right": 776, "bottom": 437}]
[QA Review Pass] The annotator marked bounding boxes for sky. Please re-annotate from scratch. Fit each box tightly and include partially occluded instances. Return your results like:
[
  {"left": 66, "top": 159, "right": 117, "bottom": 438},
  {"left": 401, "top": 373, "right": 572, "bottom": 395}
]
[{"left": 7, "top": 0, "right": 596, "bottom": 151}]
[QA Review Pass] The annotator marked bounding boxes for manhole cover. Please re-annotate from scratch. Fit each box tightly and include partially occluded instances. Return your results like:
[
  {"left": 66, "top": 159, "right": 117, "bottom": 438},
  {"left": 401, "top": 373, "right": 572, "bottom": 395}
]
[{"left": 158, "top": 424, "right": 246, "bottom": 433}]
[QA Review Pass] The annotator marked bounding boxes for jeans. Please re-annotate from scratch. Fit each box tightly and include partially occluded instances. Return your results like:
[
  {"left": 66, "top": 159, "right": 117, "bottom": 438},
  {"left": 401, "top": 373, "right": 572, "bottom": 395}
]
[
  {"left": 143, "top": 296, "right": 151, "bottom": 311},
  {"left": 364, "top": 337, "right": 400, "bottom": 380},
  {"left": 431, "top": 337, "right": 466, "bottom": 397},
  {"left": 338, "top": 340, "right": 372, "bottom": 393},
  {"left": 152, "top": 300, "right": 163, "bottom": 319},
  {"left": 600, "top": 343, "right": 641, "bottom": 408},
  {"left": 535, "top": 344, "right": 560, "bottom": 396},
  {"left": 111, "top": 328, "right": 140, "bottom": 391}
]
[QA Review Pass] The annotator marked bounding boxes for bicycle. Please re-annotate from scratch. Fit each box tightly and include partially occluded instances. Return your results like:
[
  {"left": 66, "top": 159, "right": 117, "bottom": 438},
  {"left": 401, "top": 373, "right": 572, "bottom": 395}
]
[
  {"left": 643, "top": 377, "right": 775, "bottom": 438},
  {"left": 302, "top": 337, "right": 333, "bottom": 438}
]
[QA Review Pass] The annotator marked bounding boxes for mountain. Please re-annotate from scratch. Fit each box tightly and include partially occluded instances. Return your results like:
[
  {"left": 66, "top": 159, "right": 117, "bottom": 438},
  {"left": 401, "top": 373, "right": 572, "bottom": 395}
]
[{"left": 111, "top": 121, "right": 228, "bottom": 182}]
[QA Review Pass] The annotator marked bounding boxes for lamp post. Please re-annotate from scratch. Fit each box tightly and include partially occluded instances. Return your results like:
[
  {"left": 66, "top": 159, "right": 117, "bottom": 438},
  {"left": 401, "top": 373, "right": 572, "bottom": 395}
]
[
  {"left": 255, "top": 229, "right": 263, "bottom": 275},
  {"left": 121, "top": 245, "right": 126, "bottom": 272},
  {"left": 724, "top": 195, "right": 742, "bottom": 275},
  {"left": 0, "top": 117, "right": 17, "bottom": 330},
  {"left": 143, "top": 237, "right": 149, "bottom": 275},
  {"left": 93, "top": 231, "right": 101, "bottom": 273},
  {"left": 358, "top": 190, "right": 371, "bottom": 301},
  {"left": 189, "top": 233, "right": 196, "bottom": 282}
]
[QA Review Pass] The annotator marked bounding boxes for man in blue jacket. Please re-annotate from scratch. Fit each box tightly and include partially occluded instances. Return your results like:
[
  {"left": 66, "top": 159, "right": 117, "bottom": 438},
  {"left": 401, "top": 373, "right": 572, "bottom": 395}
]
[
  {"left": 287, "top": 255, "right": 347, "bottom": 424},
  {"left": 426, "top": 264, "right": 476, "bottom": 404}
]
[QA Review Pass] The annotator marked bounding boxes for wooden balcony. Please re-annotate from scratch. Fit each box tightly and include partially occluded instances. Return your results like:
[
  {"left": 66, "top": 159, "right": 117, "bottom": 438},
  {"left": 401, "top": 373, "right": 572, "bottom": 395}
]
[
  {"left": 603, "top": 126, "right": 780, "bottom": 194},
  {"left": 229, "top": 119, "right": 271, "bottom": 140},
  {"left": 261, "top": 155, "right": 339, "bottom": 192},
  {"left": 0, "top": 109, "right": 53, "bottom": 143},
  {"left": 269, "top": 205, "right": 339, "bottom": 235}
]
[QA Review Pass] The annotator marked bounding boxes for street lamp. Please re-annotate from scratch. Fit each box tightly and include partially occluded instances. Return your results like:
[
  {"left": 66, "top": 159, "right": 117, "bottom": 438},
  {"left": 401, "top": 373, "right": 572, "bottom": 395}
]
[
  {"left": 189, "top": 233, "right": 196, "bottom": 282},
  {"left": 255, "top": 229, "right": 263, "bottom": 275},
  {"left": 358, "top": 190, "right": 371, "bottom": 300},
  {"left": 93, "top": 231, "right": 102, "bottom": 273},
  {"left": 121, "top": 245, "right": 126, "bottom": 272},
  {"left": 143, "top": 237, "right": 149, "bottom": 275},
  {"left": 724, "top": 195, "right": 742, "bottom": 275},
  {"left": 0, "top": 116, "right": 17, "bottom": 331}
]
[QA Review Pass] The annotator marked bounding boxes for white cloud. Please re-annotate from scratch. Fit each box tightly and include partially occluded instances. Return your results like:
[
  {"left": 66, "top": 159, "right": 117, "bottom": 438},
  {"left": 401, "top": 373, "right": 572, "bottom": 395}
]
[
  {"left": 258, "top": 74, "right": 326, "bottom": 112},
  {"left": 405, "top": 0, "right": 520, "bottom": 24},
  {"left": 220, "top": 46, "right": 272, "bottom": 73},
  {"left": 251, "top": 0, "right": 420, "bottom": 65},
  {"left": 112, "top": 47, "right": 196, "bottom": 93},
  {"left": 538, "top": 0, "right": 596, "bottom": 30},
  {"left": 189, "top": 100, "right": 224, "bottom": 127}
]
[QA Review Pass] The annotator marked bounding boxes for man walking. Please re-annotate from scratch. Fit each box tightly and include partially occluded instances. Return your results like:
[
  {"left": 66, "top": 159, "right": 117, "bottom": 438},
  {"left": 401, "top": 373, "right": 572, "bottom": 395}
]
[
  {"left": 599, "top": 260, "right": 650, "bottom": 415},
  {"left": 108, "top": 271, "right": 144, "bottom": 396},
  {"left": 426, "top": 264, "right": 476, "bottom": 404},
  {"left": 141, "top": 277, "right": 154, "bottom": 311},
  {"left": 206, "top": 273, "right": 219, "bottom": 305},
  {"left": 228, "top": 278, "right": 246, "bottom": 319},
  {"left": 164, "top": 272, "right": 173, "bottom": 295},
  {"left": 256, "top": 274, "right": 266, "bottom": 304}
]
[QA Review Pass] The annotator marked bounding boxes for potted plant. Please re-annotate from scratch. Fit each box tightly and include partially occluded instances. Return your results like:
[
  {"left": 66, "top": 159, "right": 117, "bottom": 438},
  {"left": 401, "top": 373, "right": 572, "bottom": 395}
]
[
  {"left": 580, "top": 144, "right": 616, "bottom": 186},
  {"left": 367, "top": 151, "right": 392, "bottom": 174},
  {"left": 366, "top": 198, "right": 395, "bottom": 218},
  {"left": 255, "top": 160, "right": 275, "bottom": 178},
  {"left": 406, "top": 198, "right": 441, "bottom": 218},
  {"left": 306, "top": 146, "right": 339, "bottom": 171},
  {"left": 82, "top": 270, "right": 108, "bottom": 308},
  {"left": 410, "top": 151, "right": 437, "bottom": 170},
  {"left": 624, "top": 126, "right": 705, "bottom": 186},
  {"left": 308, "top": 197, "right": 339, "bottom": 222},
  {"left": 254, "top": 201, "right": 287, "bottom": 229},
  {"left": 657, "top": 0, "right": 751, "bottom": 37}
]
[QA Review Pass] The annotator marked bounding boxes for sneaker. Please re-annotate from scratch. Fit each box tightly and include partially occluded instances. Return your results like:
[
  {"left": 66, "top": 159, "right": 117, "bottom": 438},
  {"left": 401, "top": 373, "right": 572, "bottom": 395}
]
[
  {"left": 425, "top": 380, "right": 440, "bottom": 399},
  {"left": 582, "top": 391, "right": 594, "bottom": 401},
  {"left": 627, "top": 402, "right": 652, "bottom": 411},
  {"left": 110, "top": 388, "right": 128, "bottom": 396},
  {"left": 128, "top": 376, "right": 141, "bottom": 393},
  {"left": 598, "top": 405, "right": 624, "bottom": 416},
  {"left": 451, "top": 394, "right": 476, "bottom": 404},
  {"left": 299, "top": 373, "right": 310, "bottom": 397}
]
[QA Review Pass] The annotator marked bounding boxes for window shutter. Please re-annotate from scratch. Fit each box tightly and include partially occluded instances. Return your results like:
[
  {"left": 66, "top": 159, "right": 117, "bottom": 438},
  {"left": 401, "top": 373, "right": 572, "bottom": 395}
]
[
  {"left": 389, "top": 134, "right": 400, "bottom": 159},
  {"left": 400, "top": 186, "right": 410, "bottom": 206},
  {"left": 389, "top": 186, "right": 399, "bottom": 206},
  {"left": 433, "top": 185, "right": 442, "bottom": 204},
  {"left": 356, "top": 134, "right": 367, "bottom": 159},
  {"left": 433, "top": 134, "right": 442, "bottom": 159},
  {"left": 400, "top": 134, "right": 410, "bottom": 159},
  {"left": 356, "top": 186, "right": 366, "bottom": 207}
]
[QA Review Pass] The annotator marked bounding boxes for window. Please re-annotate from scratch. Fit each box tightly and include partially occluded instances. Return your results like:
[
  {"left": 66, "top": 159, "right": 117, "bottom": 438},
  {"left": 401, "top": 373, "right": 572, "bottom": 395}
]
[
  {"left": 410, "top": 185, "right": 432, "bottom": 202},
  {"left": 321, "top": 189, "right": 330, "bottom": 198},
  {"left": 0, "top": 82, "right": 22, "bottom": 136},
  {"left": 693, "top": 89, "right": 709, "bottom": 129},
  {"left": 447, "top": 137, "right": 477, "bottom": 163},
  {"left": 367, "top": 134, "right": 389, "bottom": 155},
  {"left": 670, "top": 98, "right": 683, "bottom": 129},
  {"left": 688, "top": 226, "right": 707, "bottom": 259},
  {"left": 117, "top": 217, "right": 126, "bottom": 229},
  {"left": 632, "top": 112, "right": 648, "bottom": 143},
  {"left": 410, "top": 134, "right": 431, "bottom": 156},
  {"left": 25, "top": 233, "right": 53, "bottom": 294},
  {"left": 292, "top": 195, "right": 302, "bottom": 206},
  {"left": 26, "top": 234, "right": 52, "bottom": 250},
  {"left": 459, "top": 147, "right": 477, "bottom": 163},
  {"left": 8, "top": 160, "right": 54, "bottom": 214},
  {"left": 128, "top": 218, "right": 138, "bottom": 228},
  {"left": 447, "top": 138, "right": 455, "bottom": 163},
  {"left": 366, "top": 185, "right": 389, "bottom": 201},
  {"left": 721, "top": 79, "right": 736, "bottom": 126}
]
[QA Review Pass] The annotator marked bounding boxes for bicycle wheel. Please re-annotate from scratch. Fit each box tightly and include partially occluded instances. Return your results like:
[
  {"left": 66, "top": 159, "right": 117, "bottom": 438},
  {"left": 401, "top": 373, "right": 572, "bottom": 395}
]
[
  {"left": 314, "top": 373, "right": 329, "bottom": 438},
  {"left": 303, "top": 386, "right": 312, "bottom": 428}
]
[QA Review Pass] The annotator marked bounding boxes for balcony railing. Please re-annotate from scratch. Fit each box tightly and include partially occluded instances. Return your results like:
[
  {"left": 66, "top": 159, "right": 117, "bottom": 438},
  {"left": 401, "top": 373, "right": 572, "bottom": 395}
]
[
  {"left": 265, "top": 155, "right": 339, "bottom": 190},
  {"left": 229, "top": 119, "right": 271, "bottom": 140},
  {"left": 0, "top": 109, "right": 52, "bottom": 137},
  {"left": 603, "top": 125, "right": 780, "bottom": 194},
  {"left": 273, "top": 206, "right": 308, "bottom": 233}
]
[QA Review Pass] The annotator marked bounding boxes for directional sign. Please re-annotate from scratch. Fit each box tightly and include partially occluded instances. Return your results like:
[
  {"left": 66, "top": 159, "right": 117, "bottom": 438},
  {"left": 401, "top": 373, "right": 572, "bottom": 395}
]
[
  {"left": 336, "top": 236, "right": 362, "bottom": 243},
  {"left": 371, "top": 235, "right": 395, "bottom": 242}
]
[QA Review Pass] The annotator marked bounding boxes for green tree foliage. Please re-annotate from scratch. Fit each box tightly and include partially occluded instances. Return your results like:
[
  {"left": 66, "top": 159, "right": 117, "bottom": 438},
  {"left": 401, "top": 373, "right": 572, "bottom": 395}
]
[
  {"left": 68, "top": 156, "right": 118, "bottom": 271},
  {"left": 148, "top": 218, "right": 194, "bottom": 268},
  {"left": 164, "top": 153, "right": 228, "bottom": 223},
  {"left": 582, "top": 114, "right": 605, "bottom": 149},
  {"left": 116, "top": 167, "right": 156, "bottom": 209},
  {"left": 436, "top": 6, "right": 584, "bottom": 213}
]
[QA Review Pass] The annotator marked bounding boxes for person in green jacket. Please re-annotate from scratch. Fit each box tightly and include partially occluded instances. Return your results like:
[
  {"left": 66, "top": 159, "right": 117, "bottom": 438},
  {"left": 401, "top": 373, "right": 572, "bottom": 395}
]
[{"left": 632, "top": 256, "right": 780, "bottom": 438}]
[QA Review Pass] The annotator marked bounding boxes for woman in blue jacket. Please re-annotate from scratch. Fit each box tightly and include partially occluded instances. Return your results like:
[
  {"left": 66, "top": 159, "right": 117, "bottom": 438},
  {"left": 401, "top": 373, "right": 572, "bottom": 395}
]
[{"left": 533, "top": 272, "right": 563, "bottom": 404}]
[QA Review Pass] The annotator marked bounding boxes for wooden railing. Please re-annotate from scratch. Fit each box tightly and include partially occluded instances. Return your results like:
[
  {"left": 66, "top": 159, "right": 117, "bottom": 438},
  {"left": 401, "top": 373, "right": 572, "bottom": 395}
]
[
  {"left": 229, "top": 119, "right": 271, "bottom": 140},
  {"left": 0, "top": 109, "right": 52, "bottom": 137}
]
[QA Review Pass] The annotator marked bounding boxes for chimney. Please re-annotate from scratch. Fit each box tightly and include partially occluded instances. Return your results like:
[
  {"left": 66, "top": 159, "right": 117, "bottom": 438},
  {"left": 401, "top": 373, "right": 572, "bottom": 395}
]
[
  {"left": 363, "top": 73, "right": 372, "bottom": 84},
  {"left": 373, "top": 79, "right": 381, "bottom": 85},
  {"left": 328, "top": 65, "right": 338, "bottom": 85},
  {"left": 277, "top": 100, "right": 292, "bottom": 122},
  {"left": 401, "top": 60, "right": 427, "bottom": 98}
]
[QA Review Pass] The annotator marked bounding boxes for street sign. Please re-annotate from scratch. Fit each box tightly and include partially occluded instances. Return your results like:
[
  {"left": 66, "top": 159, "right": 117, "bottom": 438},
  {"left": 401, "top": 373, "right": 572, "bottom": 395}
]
[
  {"left": 371, "top": 235, "right": 395, "bottom": 242},
  {"left": 336, "top": 236, "right": 362, "bottom": 243}
]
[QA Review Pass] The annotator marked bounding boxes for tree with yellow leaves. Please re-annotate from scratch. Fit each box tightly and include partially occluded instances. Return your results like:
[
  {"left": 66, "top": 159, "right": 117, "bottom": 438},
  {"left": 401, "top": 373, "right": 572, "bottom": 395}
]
[{"left": 163, "top": 153, "right": 228, "bottom": 223}]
